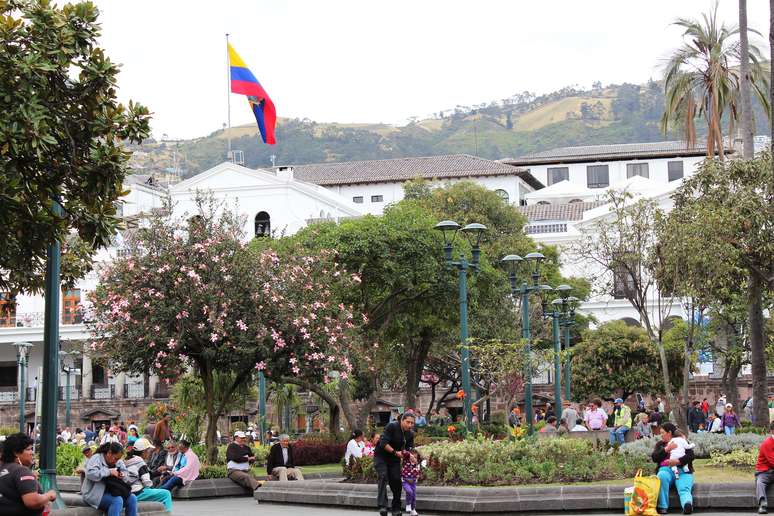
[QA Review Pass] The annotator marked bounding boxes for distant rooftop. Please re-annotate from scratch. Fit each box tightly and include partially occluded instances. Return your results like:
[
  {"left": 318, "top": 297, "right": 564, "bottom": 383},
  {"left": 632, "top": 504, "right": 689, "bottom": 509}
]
[
  {"left": 504, "top": 141, "right": 729, "bottom": 166},
  {"left": 518, "top": 201, "right": 606, "bottom": 222},
  {"left": 290, "top": 154, "right": 544, "bottom": 189}
]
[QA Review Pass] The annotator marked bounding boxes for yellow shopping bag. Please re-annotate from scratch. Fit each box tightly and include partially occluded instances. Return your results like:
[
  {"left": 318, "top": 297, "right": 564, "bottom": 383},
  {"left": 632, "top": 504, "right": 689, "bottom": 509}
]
[{"left": 626, "top": 469, "right": 660, "bottom": 516}]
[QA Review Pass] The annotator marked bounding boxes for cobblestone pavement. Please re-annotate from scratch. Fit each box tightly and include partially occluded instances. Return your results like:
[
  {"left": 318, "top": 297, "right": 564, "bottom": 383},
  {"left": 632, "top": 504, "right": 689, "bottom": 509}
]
[{"left": 171, "top": 498, "right": 762, "bottom": 516}]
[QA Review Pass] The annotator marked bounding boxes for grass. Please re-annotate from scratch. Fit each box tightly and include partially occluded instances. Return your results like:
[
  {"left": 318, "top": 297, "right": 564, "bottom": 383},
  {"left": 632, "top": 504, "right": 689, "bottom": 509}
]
[{"left": 515, "top": 96, "right": 613, "bottom": 131}]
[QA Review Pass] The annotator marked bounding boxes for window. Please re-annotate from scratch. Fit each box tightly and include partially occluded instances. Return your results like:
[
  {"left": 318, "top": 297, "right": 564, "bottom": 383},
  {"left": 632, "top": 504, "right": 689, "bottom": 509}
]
[
  {"left": 568, "top": 198, "right": 584, "bottom": 204},
  {"left": 668, "top": 161, "right": 684, "bottom": 182},
  {"left": 254, "top": 212, "right": 271, "bottom": 238},
  {"left": 613, "top": 263, "right": 636, "bottom": 299},
  {"left": 494, "top": 189, "right": 509, "bottom": 204},
  {"left": 547, "top": 167, "right": 569, "bottom": 186},
  {"left": 586, "top": 165, "right": 609, "bottom": 188},
  {"left": 62, "top": 289, "right": 82, "bottom": 324},
  {"left": 536, "top": 201, "right": 551, "bottom": 205},
  {"left": 0, "top": 361, "right": 16, "bottom": 387},
  {"left": 626, "top": 163, "right": 650, "bottom": 178},
  {"left": 0, "top": 293, "right": 15, "bottom": 327},
  {"left": 352, "top": 196, "right": 363, "bottom": 204},
  {"left": 371, "top": 195, "right": 383, "bottom": 203}
]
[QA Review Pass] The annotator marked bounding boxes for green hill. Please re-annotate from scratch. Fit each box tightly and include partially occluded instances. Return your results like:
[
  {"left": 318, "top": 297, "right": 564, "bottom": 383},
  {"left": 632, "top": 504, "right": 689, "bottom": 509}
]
[{"left": 127, "top": 81, "right": 770, "bottom": 179}]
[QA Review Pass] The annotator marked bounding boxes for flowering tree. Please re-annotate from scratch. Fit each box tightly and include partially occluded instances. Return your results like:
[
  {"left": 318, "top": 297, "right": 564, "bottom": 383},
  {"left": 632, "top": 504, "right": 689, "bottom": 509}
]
[{"left": 86, "top": 197, "right": 362, "bottom": 462}]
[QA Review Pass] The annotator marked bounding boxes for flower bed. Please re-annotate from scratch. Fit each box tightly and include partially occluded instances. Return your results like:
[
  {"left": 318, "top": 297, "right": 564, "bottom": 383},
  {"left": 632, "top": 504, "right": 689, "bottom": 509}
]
[
  {"left": 346, "top": 437, "right": 651, "bottom": 486},
  {"left": 620, "top": 432, "right": 765, "bottom": 459}
]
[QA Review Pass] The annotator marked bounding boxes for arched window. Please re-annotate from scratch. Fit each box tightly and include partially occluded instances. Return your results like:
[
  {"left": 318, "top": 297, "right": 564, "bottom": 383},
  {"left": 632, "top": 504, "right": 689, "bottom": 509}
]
[
  {"left": 537, "top": 201, "right": 551, "bottom": 205},
  {"left": 568, "top": 198, "right": 584, "bottom": 204},
  {"left": 254, "top": 212, "right": 271, "bottom": 238},
  {"left": 619, "top": 317, "right": 641, "bottom": 327},
  {"left": 494, "top": 189, "right": 509, "bottom": 204}
]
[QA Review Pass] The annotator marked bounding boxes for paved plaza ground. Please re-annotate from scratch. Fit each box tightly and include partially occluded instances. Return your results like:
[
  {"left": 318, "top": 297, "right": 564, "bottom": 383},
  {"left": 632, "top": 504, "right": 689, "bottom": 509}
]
[{"left": 169, "top": 497, "right": 762, "bottom": 516}]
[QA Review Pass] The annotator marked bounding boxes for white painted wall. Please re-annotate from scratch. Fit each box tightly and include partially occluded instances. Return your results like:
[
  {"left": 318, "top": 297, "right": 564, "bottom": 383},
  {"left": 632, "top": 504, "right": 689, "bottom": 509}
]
[
  {"left": 328, "top": 175, "right": 535, "bottom": 215},
  {"left": 525, "top": 156, "right": 705, "bottom": 192}
]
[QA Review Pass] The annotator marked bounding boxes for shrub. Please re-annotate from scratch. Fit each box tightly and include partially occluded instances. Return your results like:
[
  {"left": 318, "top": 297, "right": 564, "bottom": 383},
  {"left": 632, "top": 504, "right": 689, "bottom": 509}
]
[
  {"left": 0, "top": 426, "right": 19, "bottom": 437},
  {"left": 344, "top": 455, "right": 377, "bottom": 482},
  {"left": 191, "top": 442, "right": 270, "bottom": 466},
  {"left": 707, "top": 449, "right": 757, "bottom": 468},
  {"left": 346, "top": 436, "right": 652, "bottom": 486},
  {"left": 620, "top": 432, "right": 766, "bottom": 459},
  {"left": 292, "top": 440, "right": 346, "bottom": 465},
  {"left": 198, "top": 465, "right": 228, "bottom": 479},
  {"left": 56, "top": 444, "right": 85, "bottom": 476}
]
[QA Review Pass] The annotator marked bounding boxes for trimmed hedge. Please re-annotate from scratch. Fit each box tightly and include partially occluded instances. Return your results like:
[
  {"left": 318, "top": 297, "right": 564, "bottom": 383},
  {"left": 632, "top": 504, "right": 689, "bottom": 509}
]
[
  {"left": 620, "top": 432, "right": 766, "bottom": 459},
  {"left": 293, "top": 439, "right": 346, "bottom": 466},
  {"left": 346, "top": 437, "right": 651, "bottom": 486}
]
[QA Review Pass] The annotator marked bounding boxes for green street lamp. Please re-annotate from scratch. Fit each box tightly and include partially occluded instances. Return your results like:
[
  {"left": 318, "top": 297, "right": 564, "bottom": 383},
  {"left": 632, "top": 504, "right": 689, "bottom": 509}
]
[
  {"left": 435, "top": 220, "right": 487, "bottom": 430},
  {"left": 541, "top": 284, "right": 571, "bottom": 421},
  {"left": 562, "top": 296, "right": 579, "bottom": 402},
  {"left": 13, "top": 342, "right": 33, "bottom": 434},
  {"left": 501, "top": 252, "right": 550, "bottom": 435},
  {"left": 258, "top": 371, "right": 266, "bottom": 444}
]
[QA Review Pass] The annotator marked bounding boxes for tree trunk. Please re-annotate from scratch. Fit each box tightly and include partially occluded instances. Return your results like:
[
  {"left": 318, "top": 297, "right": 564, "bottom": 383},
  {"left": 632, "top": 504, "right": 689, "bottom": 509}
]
[
  {"left": 404, "top": 329, "right": 433, "bottom": 409},
  {"left": 682, "top": 304, "right": 696, "bottom": 432},
  {"left": 338, "top": 379, "right": 356, "bottom": 431},
  {"left": 427, "top": 383, "right": 437, "bottom": 416},
  {"left": 749, "top": 271, "right": 769, "bottom": 426},
  {"left": 201, "top": 366, "right": 219, "bottom": 465},
  {"left": 739, "top": 0, "right": 755, "bottom": 158},
  {"left": 282, "top": 377, "right": 342, "bottom": 434},
  {"left": 770, "top": 0, "right": 774, "bottom": 195}
]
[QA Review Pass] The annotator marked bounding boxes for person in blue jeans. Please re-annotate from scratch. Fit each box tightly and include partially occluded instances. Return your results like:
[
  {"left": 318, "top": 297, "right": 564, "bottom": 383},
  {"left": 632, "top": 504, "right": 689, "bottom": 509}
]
[
  {"left": 81, "top": 441, "right": 138, "bottom": 516},
  {"left": 651, "top": 422, "right": 695, "bottom": 515}
]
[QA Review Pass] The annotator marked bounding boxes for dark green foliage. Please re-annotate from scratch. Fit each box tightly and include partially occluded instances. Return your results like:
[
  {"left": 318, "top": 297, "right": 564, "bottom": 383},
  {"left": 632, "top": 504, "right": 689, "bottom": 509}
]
[{"left": 0, "top": 0, "right": 151, "bottom": 293}]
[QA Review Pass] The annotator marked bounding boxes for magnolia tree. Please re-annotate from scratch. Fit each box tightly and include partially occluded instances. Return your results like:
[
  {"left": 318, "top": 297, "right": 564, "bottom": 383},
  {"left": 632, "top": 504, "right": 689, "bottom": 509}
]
[{"left": 86, "top": 198, "right": 363, "bottom": 462}]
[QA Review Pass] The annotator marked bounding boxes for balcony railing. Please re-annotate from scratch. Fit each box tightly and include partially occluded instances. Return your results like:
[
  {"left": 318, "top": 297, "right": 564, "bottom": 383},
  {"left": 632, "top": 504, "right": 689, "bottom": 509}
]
[
  {"left": 0, "top": 312, "right": 84, "bottom": 328},
  {"left": 524, "top": 223, "right": 568, "bottom": 235},
  {"left": 0, "top": 386, "right": 36, "bottom": 402},
  {"left": 125, "top": 383, "right": 147, "bottom": 399},
  {"left": 58, "top": 385, "right": 81, "bottom": 401}
]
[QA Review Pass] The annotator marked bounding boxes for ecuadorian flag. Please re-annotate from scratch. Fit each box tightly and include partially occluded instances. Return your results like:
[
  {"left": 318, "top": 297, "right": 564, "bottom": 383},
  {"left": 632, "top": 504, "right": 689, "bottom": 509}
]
[{"left": 228, "top": 43, "right": 277, "bottom": 145}]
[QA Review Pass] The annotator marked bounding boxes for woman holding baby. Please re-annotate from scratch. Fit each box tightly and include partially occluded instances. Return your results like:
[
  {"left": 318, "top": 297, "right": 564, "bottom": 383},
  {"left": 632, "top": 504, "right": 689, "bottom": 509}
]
[{"left": 651, "top": 422, "right": 695, "bottom": 515}]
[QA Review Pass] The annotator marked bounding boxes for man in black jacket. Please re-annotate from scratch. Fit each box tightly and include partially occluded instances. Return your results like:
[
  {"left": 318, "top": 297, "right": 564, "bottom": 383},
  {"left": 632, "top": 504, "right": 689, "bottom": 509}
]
[
  {"left": 266, "top": 434, "right": 304, "bottom": 481},
  {"left": 375, "top": 412, "right": 415, "bottom": 516},
  {"left": 227, "top": 431, "right": 263, "bottom": 490},
  {"left": 687, "top": 401, "right": 705, "bottom": 433}
]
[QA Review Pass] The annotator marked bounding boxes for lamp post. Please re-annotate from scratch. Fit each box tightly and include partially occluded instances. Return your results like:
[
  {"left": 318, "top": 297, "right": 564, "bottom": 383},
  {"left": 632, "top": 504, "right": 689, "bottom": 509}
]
[
  {"left": 435, "top": 220, "right": 487, "bottom": 430},
  {"left": 13, "top": 342, "right": 33, "bottom": 433},
  {"left": 541, "top": 285, "right": 576, "bottom": 421},
  {"left": 258, "top": 371, "right": 266, "bottom": 444},
  {"left": 501, "top": 252, "right": 550, "bottom": 435},
  {"left": 59, "top": 350, "right": 76, "bottom": 429},
  {"left": 562, "top": 298, "right": 578, "bottom": 402}
]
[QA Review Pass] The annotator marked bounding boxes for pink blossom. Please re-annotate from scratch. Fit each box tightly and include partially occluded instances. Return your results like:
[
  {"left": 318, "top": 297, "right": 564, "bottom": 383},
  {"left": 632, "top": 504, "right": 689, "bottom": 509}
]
[
  {"left": 255, "top": 361, "right": 266, "bottom": 371},
  {"left": 210, "top": 333, "right": 219, "bottom": 342},
  {"left": 236, "top": 320, "right": 248, "bottom": 331}
]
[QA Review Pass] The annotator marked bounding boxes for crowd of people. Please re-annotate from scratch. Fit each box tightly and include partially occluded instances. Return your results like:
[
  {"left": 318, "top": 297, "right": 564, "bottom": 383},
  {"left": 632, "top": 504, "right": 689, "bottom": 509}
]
[
  {"left": 504, "top": 394, "right": 749, "bottom": 447},
  {"left": 0, "top": 409, "right": 321, "bottom": 516}
]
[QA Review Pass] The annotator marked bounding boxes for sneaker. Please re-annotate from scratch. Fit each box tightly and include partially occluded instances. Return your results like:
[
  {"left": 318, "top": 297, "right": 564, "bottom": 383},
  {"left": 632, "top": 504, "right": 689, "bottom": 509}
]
[
  {"left": 379, "top": 509, "right": 388, "bottom": 516},
  {"left": 683, "top": 502, "right": 693, "bottom": 514},
  {"left": 760, "top": 502, "right": 769, "bottom": 514},
  {"left": 657, "top": 509, "right": 668, "bottom": 515},
  {"left": 411, "top": 510, "right": 418, "bottom": 516}
]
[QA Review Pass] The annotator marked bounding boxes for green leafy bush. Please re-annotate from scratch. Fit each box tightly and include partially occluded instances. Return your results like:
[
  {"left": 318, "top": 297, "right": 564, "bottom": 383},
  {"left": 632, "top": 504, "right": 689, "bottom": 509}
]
[
  {"left": 198, "top": 465, "right": 228, "bottom": 479},
  {"left": 620, "top": 432, "right": 766, "bottom": 459},
  {"left": 707, "top": 449, "right": 757, "bottom": 468},
  {"left": 56, "top": 444, "right": 85, "bottom": 476},
  {"left": 0, "top": 426, "right": 19, "bottom": 437},
  {"left": 344, "top": 455, "right": 377, "bottom": 482},
  {"left": 191, "top": 443, "right": 270, "bottom": 466},
  {"left": 346, "top": 437, "right": 651, "bottom": 486}
]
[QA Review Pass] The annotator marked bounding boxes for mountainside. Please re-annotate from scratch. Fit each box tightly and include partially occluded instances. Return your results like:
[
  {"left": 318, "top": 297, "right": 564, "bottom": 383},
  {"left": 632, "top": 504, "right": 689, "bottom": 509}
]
[{"left": 128, "top": 81, "right": 770, "bottom": 179}]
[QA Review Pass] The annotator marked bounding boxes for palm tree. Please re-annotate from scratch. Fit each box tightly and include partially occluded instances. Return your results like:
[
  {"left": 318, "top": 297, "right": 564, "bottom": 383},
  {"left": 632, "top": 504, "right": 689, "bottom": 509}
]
[{"left": 661, "top": 3, "right": 770, "bottom": 160}]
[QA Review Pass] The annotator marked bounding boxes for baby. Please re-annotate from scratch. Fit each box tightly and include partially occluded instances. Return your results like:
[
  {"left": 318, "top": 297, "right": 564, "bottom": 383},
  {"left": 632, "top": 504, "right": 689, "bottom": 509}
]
[{"left": 662, "top": 429, "right": 695, "bottom": 478}]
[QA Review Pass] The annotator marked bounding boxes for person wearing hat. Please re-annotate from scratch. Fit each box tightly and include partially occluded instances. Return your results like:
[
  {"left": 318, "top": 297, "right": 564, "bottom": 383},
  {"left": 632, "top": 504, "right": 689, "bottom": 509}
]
[
  {"left": 721, "top": 403, "right": 741, "bottom": 435},
  {"left": 74, "top": 444, "right": 94, "bottom": 487},
  {"left": 124, "top": 438, "right": 173, "bottom": 512},
  {"left": 226, "top": 431, "right": 263, "bottom": 491},
  {"left": 100, "top": 426, "right": 121, "bottom": 446},
  {"left": 608, "top": 398, "right": 632, "bottom": 446}
]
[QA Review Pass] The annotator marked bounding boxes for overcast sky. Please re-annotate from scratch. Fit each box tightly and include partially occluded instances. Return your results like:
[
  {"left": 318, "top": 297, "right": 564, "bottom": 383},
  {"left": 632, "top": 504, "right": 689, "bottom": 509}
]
[{"left": 92, "top": 0, "right": 770, "bottom": 140}]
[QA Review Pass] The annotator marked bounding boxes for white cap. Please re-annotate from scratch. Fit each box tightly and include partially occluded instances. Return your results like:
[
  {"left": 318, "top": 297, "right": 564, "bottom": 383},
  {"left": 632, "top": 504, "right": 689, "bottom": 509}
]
[
  {"left": 234, "top": 431, "right": 246, "bottom": 438},
  {"left": 133, "top": 438, "right": 152, "bottom": 451}
]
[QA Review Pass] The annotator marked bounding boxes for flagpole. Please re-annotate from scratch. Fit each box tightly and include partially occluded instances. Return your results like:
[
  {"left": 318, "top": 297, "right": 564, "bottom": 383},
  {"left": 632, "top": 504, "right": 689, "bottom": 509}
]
[{"left": 225, "top": 33, "right": 232, "bottom": 160}]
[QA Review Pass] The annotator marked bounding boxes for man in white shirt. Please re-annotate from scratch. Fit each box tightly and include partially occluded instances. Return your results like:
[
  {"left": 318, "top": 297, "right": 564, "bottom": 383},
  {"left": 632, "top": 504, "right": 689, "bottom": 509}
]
[{"left": 571, "top": 418, "right": 589, "bottom": 432}]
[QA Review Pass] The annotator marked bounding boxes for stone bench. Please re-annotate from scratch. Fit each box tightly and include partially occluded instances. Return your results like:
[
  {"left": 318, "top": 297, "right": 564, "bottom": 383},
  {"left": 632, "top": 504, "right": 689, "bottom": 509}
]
[
  {"left": 254, "top": 480, "right": 759, "bottom": 513},
  {"left": 50, "top": 493, "right": 165, "bottom": 516}
]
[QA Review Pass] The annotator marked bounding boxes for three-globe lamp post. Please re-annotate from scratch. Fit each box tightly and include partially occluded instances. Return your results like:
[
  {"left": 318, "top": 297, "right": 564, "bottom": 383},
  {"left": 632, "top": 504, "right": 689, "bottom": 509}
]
[
  {"left": 13, "top": 342, "right": 33, "bottom": 433},
  {"left": 541, "top": 285, "right": 579, "bottom": 421},
  {"left": 434, "top": 220, "right": 487, "bottom": 430},
  {"left": 501, "top": 252, "right": 551, "bottom": 436}
]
